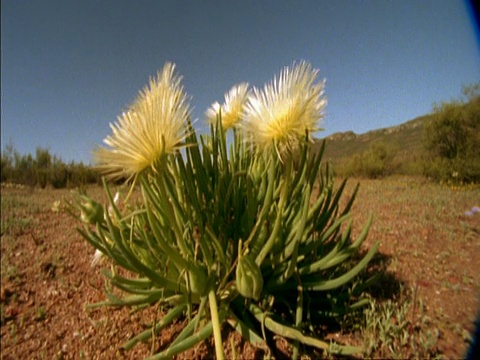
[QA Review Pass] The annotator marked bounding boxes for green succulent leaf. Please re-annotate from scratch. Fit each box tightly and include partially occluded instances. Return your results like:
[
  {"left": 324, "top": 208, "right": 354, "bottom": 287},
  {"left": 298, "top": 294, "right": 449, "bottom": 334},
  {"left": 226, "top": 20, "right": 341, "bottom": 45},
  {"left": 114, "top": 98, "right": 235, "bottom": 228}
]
[{"left": 303, "top": 240, "right": 380, "bottom": 291}]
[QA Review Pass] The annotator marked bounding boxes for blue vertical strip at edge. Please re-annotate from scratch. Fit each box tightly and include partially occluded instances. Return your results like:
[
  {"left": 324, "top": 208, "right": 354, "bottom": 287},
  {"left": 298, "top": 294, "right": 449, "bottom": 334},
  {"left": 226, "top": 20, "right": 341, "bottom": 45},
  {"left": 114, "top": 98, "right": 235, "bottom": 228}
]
[{"left": 464, "top": 0, "right": 480, "bottom": 57}]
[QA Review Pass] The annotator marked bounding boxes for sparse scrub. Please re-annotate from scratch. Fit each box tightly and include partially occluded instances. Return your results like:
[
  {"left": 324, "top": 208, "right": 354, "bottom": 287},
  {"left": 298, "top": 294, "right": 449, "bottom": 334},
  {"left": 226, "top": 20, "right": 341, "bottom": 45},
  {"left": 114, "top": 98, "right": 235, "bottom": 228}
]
[
  {"left": 358, "top": 293, "right": 440, "bottom": 359},
  {"left": 1, "top": 194, "right": 37, "bottom": 237}
]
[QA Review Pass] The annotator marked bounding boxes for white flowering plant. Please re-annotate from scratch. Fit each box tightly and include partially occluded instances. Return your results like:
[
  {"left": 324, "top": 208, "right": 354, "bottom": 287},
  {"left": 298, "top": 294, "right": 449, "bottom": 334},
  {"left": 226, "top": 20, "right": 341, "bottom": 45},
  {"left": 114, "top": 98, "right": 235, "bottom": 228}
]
[{"left": 69, "top": 61, "right": 379, "bottom": 359}]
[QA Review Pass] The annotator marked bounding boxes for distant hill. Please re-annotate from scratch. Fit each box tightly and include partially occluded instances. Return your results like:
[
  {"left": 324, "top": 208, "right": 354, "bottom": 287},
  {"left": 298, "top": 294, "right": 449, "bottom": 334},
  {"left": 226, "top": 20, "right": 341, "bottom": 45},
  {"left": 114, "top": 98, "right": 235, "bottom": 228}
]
[{"left": 314, "top": 113, "right": 432, "bottom": 164}]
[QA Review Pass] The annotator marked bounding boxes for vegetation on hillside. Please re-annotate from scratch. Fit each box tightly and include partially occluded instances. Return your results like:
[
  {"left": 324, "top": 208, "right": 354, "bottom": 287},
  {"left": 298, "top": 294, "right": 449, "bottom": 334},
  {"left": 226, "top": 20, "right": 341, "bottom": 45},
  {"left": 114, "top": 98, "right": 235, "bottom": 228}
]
[
  {"left": 316, "top": 113, "right": 427, "bottom": 178},
  {"left": 318, "top": 82, "right": 480, "bottom": 182}
]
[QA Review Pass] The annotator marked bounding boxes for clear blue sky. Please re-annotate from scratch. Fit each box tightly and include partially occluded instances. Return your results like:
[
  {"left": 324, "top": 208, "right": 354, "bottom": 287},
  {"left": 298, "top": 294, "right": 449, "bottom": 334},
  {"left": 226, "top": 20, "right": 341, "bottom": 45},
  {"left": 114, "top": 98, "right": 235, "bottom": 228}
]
[{"left": 2, "top": 0, "right": 479, "bottom": 164}]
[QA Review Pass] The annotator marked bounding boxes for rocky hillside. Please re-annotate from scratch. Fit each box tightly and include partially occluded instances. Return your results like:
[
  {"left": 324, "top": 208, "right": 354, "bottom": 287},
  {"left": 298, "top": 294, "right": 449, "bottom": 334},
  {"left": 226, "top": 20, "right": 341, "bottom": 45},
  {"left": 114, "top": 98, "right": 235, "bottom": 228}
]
[{"left": 315, "top": 114, "right": 431, "bottom": 163}]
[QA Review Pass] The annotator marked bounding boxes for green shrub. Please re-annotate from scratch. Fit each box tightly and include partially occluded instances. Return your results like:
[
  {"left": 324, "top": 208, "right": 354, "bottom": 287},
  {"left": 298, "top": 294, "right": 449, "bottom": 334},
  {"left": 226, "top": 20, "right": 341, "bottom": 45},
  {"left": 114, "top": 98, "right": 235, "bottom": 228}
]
[
  {"left": 36, "top": 169, "right": 49, "bottom": 189},
  {"left": 423, "top": 83, "right": 480, "bottom": 183},
  {"left": 50, "top": 162, "right": 68, "bottom": 189},
  {"left": 0, "top": 145, "right": 14, "bottom": 183},
  {"left": 342, "top": 141, "right": 397, "bottom": 178}
]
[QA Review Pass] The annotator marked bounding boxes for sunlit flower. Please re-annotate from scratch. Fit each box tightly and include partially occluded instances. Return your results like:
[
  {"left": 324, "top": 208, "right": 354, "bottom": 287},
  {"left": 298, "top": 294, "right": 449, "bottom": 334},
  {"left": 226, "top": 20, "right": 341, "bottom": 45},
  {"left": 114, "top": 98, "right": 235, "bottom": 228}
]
[
  {"left": 243, "top": 61, "right": 326, "bottom": 155},
  {"left": 205, "top": 83, "right": 250, "bottom": 129},
  {"left": 94, "top": 62, "right": 191, "bottom": 181},
  {"left": 91, "top": 249, "right": 104, "bottom": 267}
]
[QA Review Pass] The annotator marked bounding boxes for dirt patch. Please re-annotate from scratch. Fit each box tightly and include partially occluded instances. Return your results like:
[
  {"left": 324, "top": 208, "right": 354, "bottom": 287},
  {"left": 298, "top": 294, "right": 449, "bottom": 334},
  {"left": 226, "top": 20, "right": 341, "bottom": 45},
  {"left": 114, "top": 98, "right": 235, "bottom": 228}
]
[{"left": 1, "top": 178, "right": 479, "bottom": 359}]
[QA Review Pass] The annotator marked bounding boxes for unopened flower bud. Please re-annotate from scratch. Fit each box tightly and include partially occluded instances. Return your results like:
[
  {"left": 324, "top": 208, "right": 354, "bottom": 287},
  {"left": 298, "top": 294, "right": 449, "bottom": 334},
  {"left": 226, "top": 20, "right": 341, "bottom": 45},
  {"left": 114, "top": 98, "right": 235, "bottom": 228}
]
[
  {"left": 80, "top": 198, "right": 104, "bottom": 225},
  {"left": 188, "top": 266, "right": 208, "bottom": 296},
  {"left": 236, "top": 254, "right": 263, "bottom": 300}
]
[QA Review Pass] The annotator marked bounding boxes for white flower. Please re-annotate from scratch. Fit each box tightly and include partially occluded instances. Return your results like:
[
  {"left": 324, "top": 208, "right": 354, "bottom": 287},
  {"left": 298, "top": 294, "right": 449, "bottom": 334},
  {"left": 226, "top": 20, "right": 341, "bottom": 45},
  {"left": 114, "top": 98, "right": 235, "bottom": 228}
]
[
  {"left": 94, "top": 63, "right": 191, "bottom": 181},
  {"left": 206, "top": 83, "right": 250, "bottom": 129},
  {"left": 243, "top": 61, "right": 326, "bottom": 155}
]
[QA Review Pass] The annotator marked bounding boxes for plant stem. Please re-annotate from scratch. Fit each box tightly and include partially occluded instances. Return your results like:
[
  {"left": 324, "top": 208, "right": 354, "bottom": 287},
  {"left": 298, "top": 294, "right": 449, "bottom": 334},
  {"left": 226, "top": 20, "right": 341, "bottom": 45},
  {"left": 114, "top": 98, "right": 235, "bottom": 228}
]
[
  {"left": 255, "top": 158, "right": 291, "bottom": 266},
  {"left": 208, "top": 288, "right": 225, "bottom": 360}
]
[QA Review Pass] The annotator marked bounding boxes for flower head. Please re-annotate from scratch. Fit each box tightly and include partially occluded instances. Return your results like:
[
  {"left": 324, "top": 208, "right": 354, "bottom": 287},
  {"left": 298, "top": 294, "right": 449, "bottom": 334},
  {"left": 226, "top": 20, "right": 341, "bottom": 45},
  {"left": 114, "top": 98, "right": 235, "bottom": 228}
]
[
  {"left": 243, "top": 61, "right": 326, "bottom": 155},
  {"left": 94, "top": 63, "right": 191, "bottom": 181},
  {"left": 205, "top": 83, "right": 250, "bottom": 129}
]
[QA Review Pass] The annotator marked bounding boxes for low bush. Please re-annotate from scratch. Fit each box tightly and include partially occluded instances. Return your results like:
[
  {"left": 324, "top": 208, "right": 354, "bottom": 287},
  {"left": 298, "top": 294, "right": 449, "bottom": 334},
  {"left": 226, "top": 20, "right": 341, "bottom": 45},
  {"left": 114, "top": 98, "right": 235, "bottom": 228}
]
[
  {"left": 341, "top": 141, "right": 397, "bottom": 179},
  {"left": 423, "top": 83, "right": 480, "bottom": 184}
]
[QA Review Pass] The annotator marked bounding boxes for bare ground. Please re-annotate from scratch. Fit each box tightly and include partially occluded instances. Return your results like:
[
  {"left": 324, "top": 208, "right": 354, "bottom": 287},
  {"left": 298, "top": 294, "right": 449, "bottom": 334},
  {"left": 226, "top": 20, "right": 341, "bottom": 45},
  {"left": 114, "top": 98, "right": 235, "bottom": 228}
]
[{"left": 1, "top": 177, "right": 479, "bottom": 359}]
